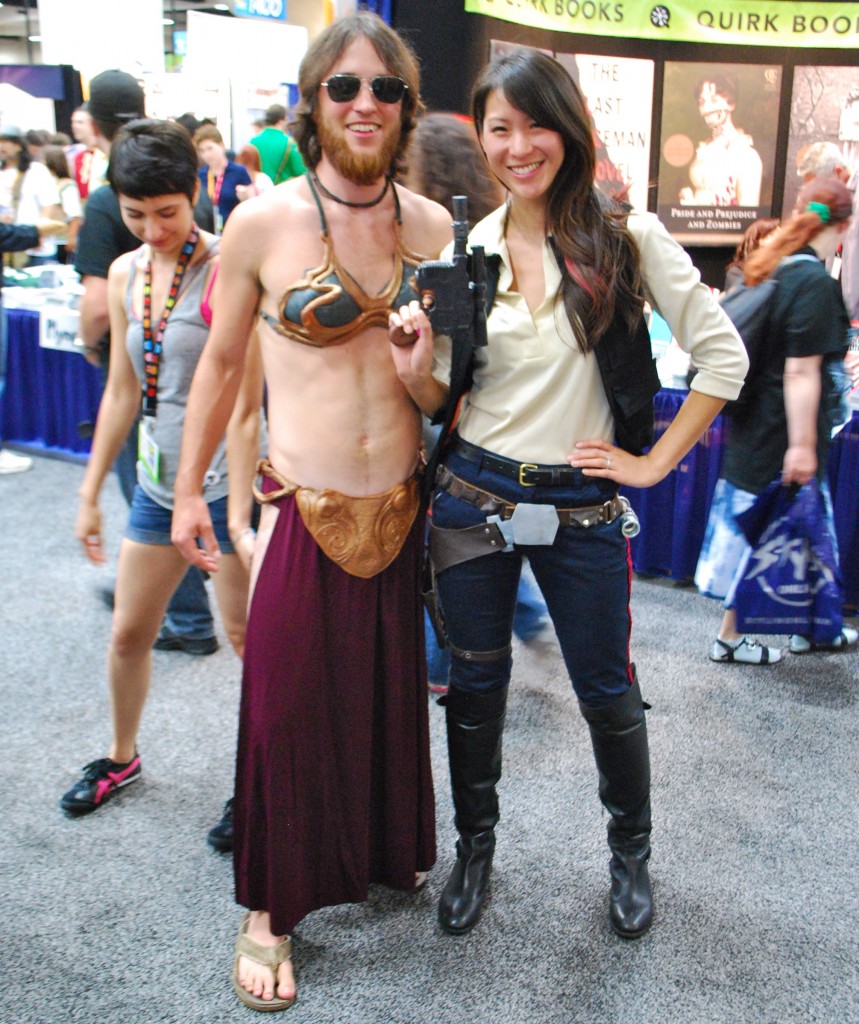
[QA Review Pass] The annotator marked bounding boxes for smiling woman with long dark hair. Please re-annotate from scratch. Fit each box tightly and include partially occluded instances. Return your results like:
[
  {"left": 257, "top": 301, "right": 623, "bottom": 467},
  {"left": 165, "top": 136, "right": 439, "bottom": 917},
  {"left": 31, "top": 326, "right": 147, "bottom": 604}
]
[{"left": 390, "top": 47, "right": 748, "bottom": 941}]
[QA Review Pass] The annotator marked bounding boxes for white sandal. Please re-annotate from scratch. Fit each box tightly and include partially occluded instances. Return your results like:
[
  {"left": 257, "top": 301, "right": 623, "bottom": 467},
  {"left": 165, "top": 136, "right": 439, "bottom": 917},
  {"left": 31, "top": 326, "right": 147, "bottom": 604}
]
[
  {"left": 710, "top": 636, "right": 781, "bottom": 664},
  {"left": 789, "top": 627, "right": 858, "bottom": 654}
]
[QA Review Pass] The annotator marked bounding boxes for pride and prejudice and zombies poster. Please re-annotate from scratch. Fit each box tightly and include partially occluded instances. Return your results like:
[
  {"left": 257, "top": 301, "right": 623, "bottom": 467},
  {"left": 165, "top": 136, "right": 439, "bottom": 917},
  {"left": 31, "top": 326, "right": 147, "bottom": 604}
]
[{"left": 657, "top": 61, "right": 782, "bottom": 244}]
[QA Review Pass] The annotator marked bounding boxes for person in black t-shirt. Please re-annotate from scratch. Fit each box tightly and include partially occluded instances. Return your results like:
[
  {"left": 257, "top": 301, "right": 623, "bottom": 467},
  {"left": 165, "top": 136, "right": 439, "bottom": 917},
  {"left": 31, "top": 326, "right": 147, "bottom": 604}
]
[{"left": 696, "top": 177, "right": 858, "bottom": 662}]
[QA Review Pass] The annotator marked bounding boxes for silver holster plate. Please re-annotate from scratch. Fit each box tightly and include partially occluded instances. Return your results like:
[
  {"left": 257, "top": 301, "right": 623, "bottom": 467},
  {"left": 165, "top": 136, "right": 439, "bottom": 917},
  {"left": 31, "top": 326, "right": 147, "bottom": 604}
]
[{"left": 487, "top": 503, "right": 560, "bottom": 548}]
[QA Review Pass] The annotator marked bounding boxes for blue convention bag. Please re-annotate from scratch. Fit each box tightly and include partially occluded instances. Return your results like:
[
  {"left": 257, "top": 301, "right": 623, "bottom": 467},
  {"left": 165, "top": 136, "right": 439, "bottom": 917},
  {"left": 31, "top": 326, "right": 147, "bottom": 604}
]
[{"left": 734, "top": 480, "right": 843, "bottom": 641}]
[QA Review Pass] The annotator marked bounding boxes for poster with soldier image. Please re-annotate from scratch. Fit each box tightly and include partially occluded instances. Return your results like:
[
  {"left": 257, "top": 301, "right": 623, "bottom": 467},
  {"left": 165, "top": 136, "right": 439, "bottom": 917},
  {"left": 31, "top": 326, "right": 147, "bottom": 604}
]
[
  {"left": 784, "top": 65, "right": 859, "bottom": 218},
  {"left": 657, "top": 61, "right": 782, "bottom": 245}
]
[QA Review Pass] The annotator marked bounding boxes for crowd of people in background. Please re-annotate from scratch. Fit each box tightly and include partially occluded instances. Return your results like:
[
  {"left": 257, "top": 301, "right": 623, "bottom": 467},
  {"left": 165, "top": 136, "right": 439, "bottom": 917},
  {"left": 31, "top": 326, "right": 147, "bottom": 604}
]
[
  {"left": 0, "top": 88, "right": 306, "bottom": 481},
  {"left": 0, "top": 96, "right": 307, "bottom": 276}
]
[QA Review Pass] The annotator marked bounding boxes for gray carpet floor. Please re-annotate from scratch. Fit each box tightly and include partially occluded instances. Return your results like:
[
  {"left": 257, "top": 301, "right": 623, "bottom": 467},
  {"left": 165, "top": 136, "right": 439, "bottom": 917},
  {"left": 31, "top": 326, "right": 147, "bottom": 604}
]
[{"left": 2, "top": 453, "right": 857, "bottom": 1024}]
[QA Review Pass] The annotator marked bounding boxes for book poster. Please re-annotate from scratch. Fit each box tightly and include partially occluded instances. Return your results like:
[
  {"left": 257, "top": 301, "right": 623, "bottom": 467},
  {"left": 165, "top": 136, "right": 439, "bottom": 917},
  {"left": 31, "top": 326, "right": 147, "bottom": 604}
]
[
  {"left": 657, "top": 62, "right": 782, "bottom": 245},
  {"left": 556, "top": 53, "right": 654, "bottom": 212},
  {"left": 784, "top": 65, "right": 859, "bottom": 217}
]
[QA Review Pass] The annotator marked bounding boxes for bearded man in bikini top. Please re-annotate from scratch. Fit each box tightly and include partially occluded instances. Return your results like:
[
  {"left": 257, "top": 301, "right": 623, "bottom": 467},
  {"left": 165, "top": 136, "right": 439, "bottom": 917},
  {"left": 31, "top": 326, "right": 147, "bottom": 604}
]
[{"left": 172, "top": 10, "right": 451, "bottom": 1012}]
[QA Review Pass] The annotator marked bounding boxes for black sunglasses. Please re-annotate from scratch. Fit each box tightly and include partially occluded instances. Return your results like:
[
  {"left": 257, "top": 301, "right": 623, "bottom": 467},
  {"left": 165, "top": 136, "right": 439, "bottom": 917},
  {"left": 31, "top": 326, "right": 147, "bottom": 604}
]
[{"left": 321, "top": 74, "right": 408, "bottom": 105}]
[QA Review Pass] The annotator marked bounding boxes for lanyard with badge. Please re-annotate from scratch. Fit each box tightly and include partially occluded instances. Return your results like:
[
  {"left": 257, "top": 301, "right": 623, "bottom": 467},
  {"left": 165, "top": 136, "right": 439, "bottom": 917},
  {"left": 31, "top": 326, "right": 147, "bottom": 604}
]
[
  {"left": 207, "top": 168, "right": 225, "bottom": 234},
  {"left": 138, "top": 224, "right": 199, "bottom": 483}
]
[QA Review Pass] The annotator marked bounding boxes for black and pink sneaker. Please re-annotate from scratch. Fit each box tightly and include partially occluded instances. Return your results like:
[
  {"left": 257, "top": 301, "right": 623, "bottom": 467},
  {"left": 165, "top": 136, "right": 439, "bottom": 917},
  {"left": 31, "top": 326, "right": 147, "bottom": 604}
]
[{"left": 60, "top": 755, "right": 142, "bottom": 815}]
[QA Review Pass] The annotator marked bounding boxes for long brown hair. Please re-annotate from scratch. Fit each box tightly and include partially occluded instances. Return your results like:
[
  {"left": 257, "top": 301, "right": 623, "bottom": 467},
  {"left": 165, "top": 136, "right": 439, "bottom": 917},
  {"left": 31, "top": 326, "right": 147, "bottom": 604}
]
[
  {"left": 404, "top": 112, "right": 503, "bottom": 228},
  {"left": 292, "top": 11, "right": 422, "bottom": 177},
  {"left": 471, "top": 49, "right": 643, "bottom": 352},
  {"left": 745, "top": 177, "right": 852, "bottom": 285},
  {"left": 43, "top": 144, "right": 72, "bottom": 181}
]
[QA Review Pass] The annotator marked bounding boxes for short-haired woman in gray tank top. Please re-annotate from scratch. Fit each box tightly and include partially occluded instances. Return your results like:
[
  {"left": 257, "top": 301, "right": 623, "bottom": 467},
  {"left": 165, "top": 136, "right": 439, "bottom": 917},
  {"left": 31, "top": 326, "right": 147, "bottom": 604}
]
[{"left": 61, "top": 119, "right": 262, "bottom": 823}]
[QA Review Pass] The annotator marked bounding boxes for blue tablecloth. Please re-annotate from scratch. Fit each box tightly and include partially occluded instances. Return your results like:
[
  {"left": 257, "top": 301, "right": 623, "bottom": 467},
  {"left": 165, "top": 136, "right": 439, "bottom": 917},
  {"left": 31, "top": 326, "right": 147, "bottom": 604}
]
[
  {"left": 623, "top": 388, "right": 859, "bottom": 609},
  {"left": 828, "top": 412, "right": 859, "bottom": 609},
  {"left": 0, "top": 308, "right": 102, "bottom": 459}
]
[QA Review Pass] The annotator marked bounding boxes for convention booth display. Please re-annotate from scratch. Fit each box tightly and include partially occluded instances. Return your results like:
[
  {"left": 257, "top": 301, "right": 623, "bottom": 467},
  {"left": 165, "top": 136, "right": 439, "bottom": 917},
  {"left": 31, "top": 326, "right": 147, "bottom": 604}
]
[
  {"left": 1, "top": 269, "right": 99, "bottom": 460},
  {"left": 0, "top": 63, "right": 83, "bottom": 136},
  {"left": 401, "top": 1, "right": 859, "bottom": 267}
]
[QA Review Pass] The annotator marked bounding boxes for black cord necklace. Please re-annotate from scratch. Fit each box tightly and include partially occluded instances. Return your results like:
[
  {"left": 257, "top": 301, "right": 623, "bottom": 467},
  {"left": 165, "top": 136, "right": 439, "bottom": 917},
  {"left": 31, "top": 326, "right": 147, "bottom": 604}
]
[{"left": 311, "top": 172, "right": 390, "bottom": 208}]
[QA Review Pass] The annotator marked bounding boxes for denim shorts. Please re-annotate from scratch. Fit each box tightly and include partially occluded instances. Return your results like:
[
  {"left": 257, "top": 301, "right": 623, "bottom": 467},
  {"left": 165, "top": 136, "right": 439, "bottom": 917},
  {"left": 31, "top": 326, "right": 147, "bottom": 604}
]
[{"left": 125, "top": 484, "right": 235, "bottom": 554}]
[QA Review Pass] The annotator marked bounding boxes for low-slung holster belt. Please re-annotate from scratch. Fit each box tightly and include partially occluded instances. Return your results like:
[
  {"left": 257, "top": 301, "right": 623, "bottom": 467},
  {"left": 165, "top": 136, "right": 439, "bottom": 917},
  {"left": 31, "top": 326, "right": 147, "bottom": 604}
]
[
  {"left": 430, "top": 466, "right": 624, "bottom": 574},
  {"left": 436, "top": 465, "right": 623, "bottom": 526},
  {"left": 451, "top": 435, "right": 580, "bottom": 487},
  {"left": 254, "top": 458, "right": 419, "bottom": 579}
]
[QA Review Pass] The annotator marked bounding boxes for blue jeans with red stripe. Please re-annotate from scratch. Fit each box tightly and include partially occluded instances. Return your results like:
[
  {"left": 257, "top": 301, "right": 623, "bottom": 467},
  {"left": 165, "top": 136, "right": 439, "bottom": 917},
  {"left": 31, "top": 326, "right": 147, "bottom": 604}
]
[{"left": 432, "top": 445, "right": 634, "bottom": 708}]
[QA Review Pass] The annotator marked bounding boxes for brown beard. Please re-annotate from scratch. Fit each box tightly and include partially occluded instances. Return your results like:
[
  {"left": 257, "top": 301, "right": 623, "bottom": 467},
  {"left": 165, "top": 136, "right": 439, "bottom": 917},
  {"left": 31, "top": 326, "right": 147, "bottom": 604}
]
[{"left": 316, "top": 115, "right": 400, "bottom": 186}]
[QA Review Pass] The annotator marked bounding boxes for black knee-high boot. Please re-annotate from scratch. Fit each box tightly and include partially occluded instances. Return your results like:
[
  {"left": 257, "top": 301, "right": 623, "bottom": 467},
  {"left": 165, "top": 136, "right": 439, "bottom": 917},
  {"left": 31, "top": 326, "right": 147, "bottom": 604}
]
[
  {"left": 438, "top": 684, "right": 508, "bottom": 935},
  {"left": 579, "top": 673, "right": 653, "bottom": 939}
]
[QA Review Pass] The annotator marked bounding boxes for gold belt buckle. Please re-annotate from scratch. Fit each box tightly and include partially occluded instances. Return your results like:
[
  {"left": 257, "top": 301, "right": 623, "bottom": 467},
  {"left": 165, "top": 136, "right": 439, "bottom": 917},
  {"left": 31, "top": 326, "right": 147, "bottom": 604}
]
[{"left": 518, "top": 463, "right": 539, "bottom": 486}]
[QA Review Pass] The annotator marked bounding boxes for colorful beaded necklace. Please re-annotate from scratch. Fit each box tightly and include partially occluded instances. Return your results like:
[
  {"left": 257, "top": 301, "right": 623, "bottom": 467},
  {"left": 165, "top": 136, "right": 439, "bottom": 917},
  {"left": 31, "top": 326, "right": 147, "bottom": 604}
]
[{"left": 141, "top": 224, "right": 199, "bottom": 417}]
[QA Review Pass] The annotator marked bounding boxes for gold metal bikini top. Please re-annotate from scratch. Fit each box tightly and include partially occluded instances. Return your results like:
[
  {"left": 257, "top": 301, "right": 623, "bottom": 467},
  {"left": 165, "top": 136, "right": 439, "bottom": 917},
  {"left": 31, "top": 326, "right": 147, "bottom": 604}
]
[{"left": 258, "top": 173, "right": 425, "bottom": 347}]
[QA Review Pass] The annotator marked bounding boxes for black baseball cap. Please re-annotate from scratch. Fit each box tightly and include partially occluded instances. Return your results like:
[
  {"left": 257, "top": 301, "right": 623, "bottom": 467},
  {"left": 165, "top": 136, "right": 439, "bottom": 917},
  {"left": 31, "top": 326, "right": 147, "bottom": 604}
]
[{"left": 87, "top": 70, "right": 145, "bottom": 124}]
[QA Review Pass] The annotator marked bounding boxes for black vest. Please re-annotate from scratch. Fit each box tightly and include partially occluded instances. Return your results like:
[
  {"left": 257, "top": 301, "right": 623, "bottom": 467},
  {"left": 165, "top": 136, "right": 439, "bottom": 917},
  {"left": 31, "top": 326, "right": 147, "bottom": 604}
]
[{"left": 445, "top": 254, "right": 661, "bottom": 455}]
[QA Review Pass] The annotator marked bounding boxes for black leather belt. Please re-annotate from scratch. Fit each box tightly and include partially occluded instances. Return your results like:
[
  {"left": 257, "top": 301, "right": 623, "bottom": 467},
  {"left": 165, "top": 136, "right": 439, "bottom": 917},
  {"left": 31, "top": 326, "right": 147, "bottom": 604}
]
[
  {"left": 435, "top": 465, "right": 623, "bottom": 527},
  {"left": 451, "top": 435, "right": 578, "bottom": 487}
]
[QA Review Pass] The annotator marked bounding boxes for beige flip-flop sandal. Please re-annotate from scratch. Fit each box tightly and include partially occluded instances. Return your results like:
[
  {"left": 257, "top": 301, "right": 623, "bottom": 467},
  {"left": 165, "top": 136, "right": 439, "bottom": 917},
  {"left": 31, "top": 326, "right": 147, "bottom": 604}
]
[{"left": 232, "top": 912, "right": 296, "bottom": 1013}]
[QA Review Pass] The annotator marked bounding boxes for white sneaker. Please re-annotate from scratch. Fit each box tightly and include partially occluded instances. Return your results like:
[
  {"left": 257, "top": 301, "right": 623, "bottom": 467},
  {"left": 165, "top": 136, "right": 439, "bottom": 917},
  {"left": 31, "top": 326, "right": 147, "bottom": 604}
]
[
  {"left": 710, "top": 636, "right": 782, "bottom": 664},
  {"left": 0, "top": 449, "right": 33, "bottom": 474},
  {"left": 789, "top": 627, "right": 858, "bottom": 653}
]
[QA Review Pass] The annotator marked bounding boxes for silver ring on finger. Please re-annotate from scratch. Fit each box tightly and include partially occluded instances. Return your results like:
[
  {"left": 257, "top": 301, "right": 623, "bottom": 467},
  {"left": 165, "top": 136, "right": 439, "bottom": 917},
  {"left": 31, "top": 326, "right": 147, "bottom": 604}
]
[{"left": 605, "top": 455, "right": 612, "bottom": 469}]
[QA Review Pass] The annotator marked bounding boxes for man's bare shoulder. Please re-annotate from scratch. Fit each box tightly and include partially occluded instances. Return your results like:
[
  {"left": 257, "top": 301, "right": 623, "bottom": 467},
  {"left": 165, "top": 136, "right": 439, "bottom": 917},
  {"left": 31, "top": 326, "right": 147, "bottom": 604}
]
[
  {"left": 107, "top": 247, "right": 138, "bottom": 283},
  {"left": 221, "top": 175, "right": 318, "bottom": 239},
  {"left": 396, "top": 185, "right": 454, "bottom": 259}
]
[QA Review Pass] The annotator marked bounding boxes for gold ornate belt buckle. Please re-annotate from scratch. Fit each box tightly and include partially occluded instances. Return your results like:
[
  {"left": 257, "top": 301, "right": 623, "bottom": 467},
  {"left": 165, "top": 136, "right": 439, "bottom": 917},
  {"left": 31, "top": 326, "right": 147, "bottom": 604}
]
[{"left": 295, "top": 476, "right": 420, "bottom": 578}]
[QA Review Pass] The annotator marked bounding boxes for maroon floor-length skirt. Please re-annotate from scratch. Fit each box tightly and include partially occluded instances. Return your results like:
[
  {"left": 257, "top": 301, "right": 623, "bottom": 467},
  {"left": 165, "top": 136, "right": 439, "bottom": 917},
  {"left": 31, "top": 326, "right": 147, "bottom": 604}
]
[{"left": 233, "top": 491, "right": 436, "bottom": 935}]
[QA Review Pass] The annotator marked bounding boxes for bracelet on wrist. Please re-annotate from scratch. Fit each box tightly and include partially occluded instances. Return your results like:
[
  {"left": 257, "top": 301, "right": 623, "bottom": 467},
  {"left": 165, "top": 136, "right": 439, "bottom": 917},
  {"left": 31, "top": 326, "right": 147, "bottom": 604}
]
[{"left": 235, "top": 526, "right": 256, "bottom": 543}]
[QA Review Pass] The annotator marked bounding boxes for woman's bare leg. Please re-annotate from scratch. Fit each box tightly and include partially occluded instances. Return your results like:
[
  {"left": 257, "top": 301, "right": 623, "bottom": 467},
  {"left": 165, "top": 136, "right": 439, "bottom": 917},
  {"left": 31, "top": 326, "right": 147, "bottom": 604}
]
[
  {"left": 718, "top": 607, "right": 740, "bottom": 642},
  {"left": 108, "top": 540, "right": 189, "bottom": 762},
  {"left": 210, "top": 552, "right": 250, "bottom": 659}
]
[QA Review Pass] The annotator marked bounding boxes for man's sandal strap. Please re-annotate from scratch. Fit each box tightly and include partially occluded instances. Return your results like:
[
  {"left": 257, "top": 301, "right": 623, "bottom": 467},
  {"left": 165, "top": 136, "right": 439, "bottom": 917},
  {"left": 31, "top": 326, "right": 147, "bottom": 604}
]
[{"left": 236, "top": 931, "right": 292, "bottom": 970}]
